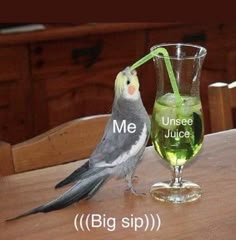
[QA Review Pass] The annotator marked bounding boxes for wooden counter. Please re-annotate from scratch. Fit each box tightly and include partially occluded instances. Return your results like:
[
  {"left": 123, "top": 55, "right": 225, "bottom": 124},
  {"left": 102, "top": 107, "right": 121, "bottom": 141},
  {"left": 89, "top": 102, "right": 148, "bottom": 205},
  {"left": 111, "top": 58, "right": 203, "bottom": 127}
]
[
  {"left": 0, "top": 23, "right": 177, "bottom": 46},
  {"left": 0, "top": 23, "right": 236, "bottom": 143}
]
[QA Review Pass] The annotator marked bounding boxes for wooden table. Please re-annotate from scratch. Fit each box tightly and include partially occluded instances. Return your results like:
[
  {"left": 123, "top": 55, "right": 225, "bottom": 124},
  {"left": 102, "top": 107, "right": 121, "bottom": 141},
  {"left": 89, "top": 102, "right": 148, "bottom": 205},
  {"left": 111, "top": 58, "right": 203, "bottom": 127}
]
[{"left": 1, "top": 129, "right": 236, "bottom": 240}]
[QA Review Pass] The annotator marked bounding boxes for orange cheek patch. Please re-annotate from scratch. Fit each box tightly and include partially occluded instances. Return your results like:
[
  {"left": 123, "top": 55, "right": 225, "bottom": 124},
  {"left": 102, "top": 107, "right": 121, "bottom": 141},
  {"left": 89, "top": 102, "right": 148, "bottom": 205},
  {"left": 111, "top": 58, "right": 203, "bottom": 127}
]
[{"left": 128, "top": 85, "right": 136, "bottom": 95}]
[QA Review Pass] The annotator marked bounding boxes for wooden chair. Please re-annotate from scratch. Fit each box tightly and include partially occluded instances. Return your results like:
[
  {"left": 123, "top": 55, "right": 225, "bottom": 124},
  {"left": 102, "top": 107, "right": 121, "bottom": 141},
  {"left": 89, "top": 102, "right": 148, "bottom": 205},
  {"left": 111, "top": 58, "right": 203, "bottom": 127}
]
[
  {"left": 208, "top": 82, "right": 236, "bottom": 132},
  {"left": 0, "top": 114, "right": 110, "bottom": 176}
]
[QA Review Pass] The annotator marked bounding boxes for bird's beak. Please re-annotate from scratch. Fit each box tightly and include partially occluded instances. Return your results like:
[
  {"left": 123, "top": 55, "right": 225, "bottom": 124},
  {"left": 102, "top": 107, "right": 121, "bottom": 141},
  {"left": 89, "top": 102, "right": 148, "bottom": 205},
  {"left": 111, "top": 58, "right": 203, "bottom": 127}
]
[{"left": 128, "top": 85, "right": 136, "bottom": 95}]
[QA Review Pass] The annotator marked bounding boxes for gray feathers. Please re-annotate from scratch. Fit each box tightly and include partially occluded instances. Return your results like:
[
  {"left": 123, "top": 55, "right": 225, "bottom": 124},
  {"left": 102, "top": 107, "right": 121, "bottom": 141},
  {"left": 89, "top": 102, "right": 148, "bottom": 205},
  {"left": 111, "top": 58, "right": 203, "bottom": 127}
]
[
  {"left": 90, "top": 97, "right": 150, "bottom": 167},
  {"left": 55, "top": 161, "right": 90, "bottom": 188},
  {"left": 7, "top": 168, "right": 110, "bottom": 221}
]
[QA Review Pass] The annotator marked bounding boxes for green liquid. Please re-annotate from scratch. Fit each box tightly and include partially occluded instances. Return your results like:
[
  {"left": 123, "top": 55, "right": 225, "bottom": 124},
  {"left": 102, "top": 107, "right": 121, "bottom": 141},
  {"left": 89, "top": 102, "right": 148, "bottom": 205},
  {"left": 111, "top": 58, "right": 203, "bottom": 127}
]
[{"left": 151, "top": 93, "right": 204, "bottom": 166}]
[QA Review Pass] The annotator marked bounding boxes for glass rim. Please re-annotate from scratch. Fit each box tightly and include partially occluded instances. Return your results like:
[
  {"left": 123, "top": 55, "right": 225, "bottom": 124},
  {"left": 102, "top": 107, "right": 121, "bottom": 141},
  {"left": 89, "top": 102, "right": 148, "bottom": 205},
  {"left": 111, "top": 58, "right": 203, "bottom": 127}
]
[{"left": 150, "top": 43, "right": 207, "bottom": 60}]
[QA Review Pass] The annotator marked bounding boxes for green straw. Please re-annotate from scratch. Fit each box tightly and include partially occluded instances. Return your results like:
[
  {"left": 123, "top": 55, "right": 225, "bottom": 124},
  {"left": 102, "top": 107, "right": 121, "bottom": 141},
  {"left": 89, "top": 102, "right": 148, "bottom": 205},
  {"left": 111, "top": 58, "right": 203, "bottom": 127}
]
[{"left": 130, "top": 47, "right": 182, "bottom": 105}]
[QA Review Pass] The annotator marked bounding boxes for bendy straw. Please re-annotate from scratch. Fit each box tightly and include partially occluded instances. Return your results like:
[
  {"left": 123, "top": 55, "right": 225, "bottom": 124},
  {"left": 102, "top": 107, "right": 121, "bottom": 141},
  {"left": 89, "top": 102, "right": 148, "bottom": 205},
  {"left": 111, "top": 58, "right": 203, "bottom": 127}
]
[{"left": 131, "top": 47, "right": 182, "bottom": 105}]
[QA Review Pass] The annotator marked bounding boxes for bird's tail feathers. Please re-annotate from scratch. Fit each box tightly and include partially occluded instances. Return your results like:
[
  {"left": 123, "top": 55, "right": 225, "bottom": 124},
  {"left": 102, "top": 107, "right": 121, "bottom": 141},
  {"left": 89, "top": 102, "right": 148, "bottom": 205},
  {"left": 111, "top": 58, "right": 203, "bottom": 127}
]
[
  {"left": 6, "top": 205, "right": 44, "bottom": 221},
  {"left": 55, "top": 161, "right": 90, "bottom": 189},
  {"left": 6, "top": 169, "right": 110, "bottom": 221}
]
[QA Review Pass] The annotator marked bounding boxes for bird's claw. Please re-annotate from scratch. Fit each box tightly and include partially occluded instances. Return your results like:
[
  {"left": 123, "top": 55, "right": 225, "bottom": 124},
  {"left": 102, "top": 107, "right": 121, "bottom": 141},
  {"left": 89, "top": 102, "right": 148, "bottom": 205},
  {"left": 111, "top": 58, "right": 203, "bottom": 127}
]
[
  {"left": 125, "top": 174, "right": 145, "bottom": 196},
  {"left": 125, "top": 186, "right": 146, "bottom": 196},
  {"left": 131, "top": 176, "right": 139, "bottom": 184}
]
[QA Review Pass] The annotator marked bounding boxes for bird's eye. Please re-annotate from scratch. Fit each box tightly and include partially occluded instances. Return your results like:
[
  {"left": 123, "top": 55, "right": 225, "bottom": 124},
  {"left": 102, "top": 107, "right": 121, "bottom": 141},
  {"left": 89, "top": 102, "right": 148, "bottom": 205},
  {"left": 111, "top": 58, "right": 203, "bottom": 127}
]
[{"left": 126, "top": 80, "right": 130, "bottom": 85}]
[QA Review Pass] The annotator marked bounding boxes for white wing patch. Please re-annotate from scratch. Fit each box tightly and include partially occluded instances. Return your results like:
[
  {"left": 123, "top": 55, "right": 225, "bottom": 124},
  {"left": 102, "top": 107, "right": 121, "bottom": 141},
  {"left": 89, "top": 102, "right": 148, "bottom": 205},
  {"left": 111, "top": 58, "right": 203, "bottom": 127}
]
[{"left": 94, "top": 124, "right": 147, "bottom": 168}]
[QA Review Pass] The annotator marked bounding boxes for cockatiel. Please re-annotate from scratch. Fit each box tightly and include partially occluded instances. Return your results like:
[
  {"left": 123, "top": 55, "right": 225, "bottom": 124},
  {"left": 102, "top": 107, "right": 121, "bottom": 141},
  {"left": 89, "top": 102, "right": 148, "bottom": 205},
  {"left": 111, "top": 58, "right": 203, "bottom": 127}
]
[{"left": 7, "top": 67, "right": 150, "bottom": 221}]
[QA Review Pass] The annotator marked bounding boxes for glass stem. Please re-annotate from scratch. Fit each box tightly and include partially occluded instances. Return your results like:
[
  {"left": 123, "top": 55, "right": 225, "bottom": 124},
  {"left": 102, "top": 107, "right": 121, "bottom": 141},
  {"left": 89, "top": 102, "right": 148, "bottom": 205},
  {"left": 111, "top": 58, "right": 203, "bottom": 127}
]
[{"left": 171, "top": 165, "right": 184, "bottom": 187}]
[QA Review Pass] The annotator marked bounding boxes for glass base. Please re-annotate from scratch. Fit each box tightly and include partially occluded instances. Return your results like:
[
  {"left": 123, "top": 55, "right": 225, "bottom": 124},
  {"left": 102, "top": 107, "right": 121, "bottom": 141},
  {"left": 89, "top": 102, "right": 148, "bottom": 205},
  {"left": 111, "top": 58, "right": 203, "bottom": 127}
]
[{"left": 150, "top": 180, "right": 202, "bottom": 203}]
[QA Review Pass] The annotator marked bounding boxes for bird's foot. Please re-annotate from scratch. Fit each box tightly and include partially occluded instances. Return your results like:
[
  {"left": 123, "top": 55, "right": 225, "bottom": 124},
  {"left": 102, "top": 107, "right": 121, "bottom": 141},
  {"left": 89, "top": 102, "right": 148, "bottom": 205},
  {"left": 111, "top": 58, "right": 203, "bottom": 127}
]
[
  {"left": 131, "top": 175, "right": 139, "bottom": 183},
  {"left": 125, "top": 186, "right": 146, "bottom": 196},
  {"left": 125, "top": 174, "right": 145, "bottom": 196}
]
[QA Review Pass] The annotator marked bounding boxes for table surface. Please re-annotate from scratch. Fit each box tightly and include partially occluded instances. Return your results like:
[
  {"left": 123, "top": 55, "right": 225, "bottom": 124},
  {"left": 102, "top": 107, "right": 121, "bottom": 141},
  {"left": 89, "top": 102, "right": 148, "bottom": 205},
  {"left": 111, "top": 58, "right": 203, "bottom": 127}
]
[{"left": 1, "top": 129, "right": 236, "bottom": 240}]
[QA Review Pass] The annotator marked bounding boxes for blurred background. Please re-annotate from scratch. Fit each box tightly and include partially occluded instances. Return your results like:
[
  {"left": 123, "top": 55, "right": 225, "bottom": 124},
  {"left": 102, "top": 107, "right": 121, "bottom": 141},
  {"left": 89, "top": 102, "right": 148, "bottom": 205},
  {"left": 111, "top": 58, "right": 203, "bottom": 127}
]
[{"left": 0, "top": 23, "right": 235, "bottom": 144}]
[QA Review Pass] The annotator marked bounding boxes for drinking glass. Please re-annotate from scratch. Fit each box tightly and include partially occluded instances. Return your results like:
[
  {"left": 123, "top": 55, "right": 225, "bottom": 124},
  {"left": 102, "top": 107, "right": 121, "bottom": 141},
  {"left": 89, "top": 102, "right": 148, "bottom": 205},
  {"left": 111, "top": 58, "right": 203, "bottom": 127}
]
[{"left": 150, "top": 43, "right": 207, "bottom": 203}]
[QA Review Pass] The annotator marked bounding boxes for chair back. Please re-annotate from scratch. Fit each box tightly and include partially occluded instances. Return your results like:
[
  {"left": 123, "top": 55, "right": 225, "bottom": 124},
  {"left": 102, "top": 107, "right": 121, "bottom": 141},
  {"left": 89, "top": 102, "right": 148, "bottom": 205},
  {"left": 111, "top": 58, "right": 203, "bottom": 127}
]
[
  {"left": 208, "top": 82, "right": 236, "bottom": 132},
  {"left": 0, "top": 114, "right": 110, "bottom": 175}
]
